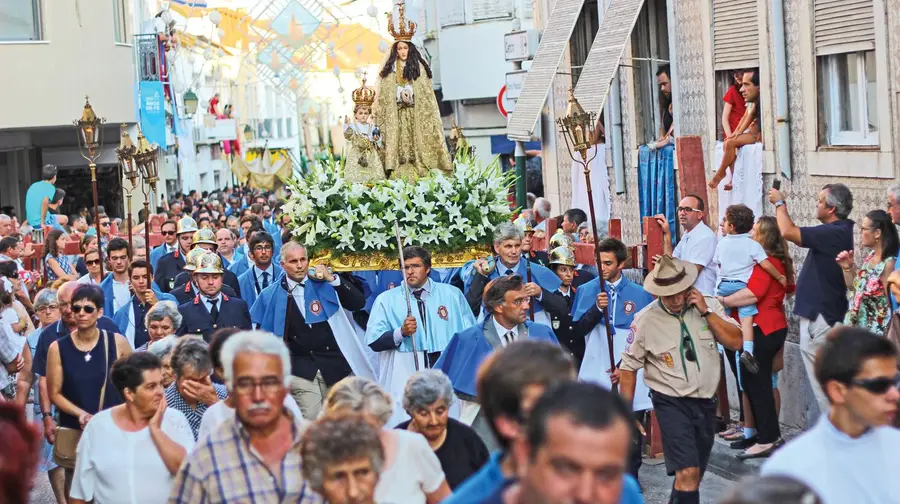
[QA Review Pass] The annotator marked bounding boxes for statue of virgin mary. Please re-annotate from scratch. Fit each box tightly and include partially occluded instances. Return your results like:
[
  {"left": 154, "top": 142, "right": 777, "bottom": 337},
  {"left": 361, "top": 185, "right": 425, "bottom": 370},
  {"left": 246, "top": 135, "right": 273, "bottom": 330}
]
[{"left": 373, "top": 2, "right": 451, "bottom": 181}]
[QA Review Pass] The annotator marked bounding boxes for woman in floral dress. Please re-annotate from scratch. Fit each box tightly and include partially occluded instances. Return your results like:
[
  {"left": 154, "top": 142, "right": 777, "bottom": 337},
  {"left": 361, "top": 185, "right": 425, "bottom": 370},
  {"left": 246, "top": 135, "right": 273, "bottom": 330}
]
[{"left": 837, "top": 210, "right": 898, "bottom": 335}]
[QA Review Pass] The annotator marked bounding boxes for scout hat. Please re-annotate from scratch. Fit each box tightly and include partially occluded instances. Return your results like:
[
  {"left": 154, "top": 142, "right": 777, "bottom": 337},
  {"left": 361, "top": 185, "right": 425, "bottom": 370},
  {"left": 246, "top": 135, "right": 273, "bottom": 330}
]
[
  {"left": 548, "top": 246, "right": 576, "bottom": 267},
  {"left": 549, "top": 229, "right": 575, "bottom": 251},
  {"left": 184, "top": 248, "right": 208, "bottom": 272},
  {"left": 191, "top": 228, "right": 217, "bottom": 247},
  {"left": 643, "top": 255, "right": 698, "bottom": 297},
  {"left": 176, "top": 217, "right": 199, "bottom": 236},
  {"left": 194, "top": 251, "right": 224, "bottom": 274}
]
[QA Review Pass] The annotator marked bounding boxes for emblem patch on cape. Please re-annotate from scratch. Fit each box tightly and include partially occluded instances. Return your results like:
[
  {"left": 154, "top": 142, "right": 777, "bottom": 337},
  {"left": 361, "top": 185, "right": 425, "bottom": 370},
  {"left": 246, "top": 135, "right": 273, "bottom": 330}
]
[
  {"left": 662, "top": 352, "right": 675, "bottom": 368},
  {"left": 309, "top": 300, "right": 322, "bottom": 315},
  {"left": 387, "top": 282, "right": 397, "bottom": 290},
  {"left": 437, "top": 305, "right": 449, "bottom": 321},
  {"left": 624, "top": 301, "right": 636, "bottom": 315}
]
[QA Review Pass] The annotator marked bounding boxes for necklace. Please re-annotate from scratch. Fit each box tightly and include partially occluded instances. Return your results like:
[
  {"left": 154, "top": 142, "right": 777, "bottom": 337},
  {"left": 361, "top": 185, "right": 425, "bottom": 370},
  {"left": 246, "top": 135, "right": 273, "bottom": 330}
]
[{"left": 73, "top": 329, "right": 100, "bottom": 362}]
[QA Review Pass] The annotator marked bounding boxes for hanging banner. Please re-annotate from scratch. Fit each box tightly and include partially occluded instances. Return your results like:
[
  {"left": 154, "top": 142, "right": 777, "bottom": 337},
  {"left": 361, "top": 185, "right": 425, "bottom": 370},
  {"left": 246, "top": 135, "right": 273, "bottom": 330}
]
[{"left": 139, "top": 81, "right": 167, "bottom": 147}]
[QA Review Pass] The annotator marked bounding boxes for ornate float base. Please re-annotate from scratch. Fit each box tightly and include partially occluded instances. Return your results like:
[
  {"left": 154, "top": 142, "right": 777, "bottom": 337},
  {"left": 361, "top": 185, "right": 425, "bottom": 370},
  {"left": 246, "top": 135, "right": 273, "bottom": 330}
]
[{"left": 312, "top": 245, "right": 491, "bottom": 272}]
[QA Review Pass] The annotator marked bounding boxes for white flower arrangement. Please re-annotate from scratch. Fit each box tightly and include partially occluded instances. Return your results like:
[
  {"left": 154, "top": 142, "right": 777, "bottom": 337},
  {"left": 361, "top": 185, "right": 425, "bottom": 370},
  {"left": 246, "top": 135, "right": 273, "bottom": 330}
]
[{"left": 282, "top": 154, "right": 515, "bottom": 257}]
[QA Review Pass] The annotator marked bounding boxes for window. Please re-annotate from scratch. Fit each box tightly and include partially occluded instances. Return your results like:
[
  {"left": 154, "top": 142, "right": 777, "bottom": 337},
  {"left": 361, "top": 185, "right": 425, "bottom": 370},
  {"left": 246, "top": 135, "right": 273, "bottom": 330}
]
[
  {"left": 0, "top": 0, "right": 42, "bottom": 41},
  {"left": 819, "top": 51, "right": 877, "bottom": 146},
  {"left": 568, "top": 1, "right": 599, "bottom": 87},
  {"left": 113, "top": 0, "right": 128, "bottom": 43},
  {"left": 630, "top": 0, "right": 670, "bottom": 144}
]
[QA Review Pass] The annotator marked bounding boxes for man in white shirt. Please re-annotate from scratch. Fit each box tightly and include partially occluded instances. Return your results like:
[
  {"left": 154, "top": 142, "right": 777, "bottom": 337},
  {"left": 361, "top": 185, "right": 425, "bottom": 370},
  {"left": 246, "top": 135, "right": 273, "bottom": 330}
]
[
  {"left": 762, "top": 326, "right": 900, "bottom": 504},
  {"left": 656, "top": 195, "right": 717, "bottom": 296},
  {"left": 237, "top": 231, "right": 281, "bottom": 308},
  {"left": 100, "top": 237, "right": 132, "bottom": 316}
]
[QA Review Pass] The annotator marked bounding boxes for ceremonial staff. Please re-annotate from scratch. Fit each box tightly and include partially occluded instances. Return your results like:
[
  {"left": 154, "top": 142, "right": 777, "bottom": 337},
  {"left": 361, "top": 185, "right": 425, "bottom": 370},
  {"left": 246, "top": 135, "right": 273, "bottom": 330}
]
[
  {"left": 525, "top": 257, "right": 535, "bottom": 321},
  {"left": 557, "top": 89, "right": 617, "bottom": 392},
  {"left": 395, "top": 221, "right": 420, "bottom": 371}
]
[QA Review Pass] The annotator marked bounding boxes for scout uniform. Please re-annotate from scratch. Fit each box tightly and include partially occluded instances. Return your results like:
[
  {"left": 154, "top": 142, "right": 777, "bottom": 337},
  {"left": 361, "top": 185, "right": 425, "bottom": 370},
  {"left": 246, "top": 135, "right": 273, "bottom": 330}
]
[
  {"left": 620, "top": 256, "right": 739, "bottom": 504},
  {"left": 176, "top": 252, "right": 252, "bottom": 342}
]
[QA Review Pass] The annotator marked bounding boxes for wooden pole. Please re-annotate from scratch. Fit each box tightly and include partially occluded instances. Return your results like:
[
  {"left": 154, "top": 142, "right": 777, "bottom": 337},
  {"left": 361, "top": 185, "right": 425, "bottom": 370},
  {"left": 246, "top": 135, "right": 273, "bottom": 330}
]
[{"left": 90, "top": 162, "right": 105, "bottom": 277}]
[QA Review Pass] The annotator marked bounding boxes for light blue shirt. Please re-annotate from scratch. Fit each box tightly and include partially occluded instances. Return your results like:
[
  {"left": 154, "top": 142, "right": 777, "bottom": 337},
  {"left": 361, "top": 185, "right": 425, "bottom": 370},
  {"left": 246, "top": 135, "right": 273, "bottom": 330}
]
[{"left": 25, "top": 181, "right": 56, "bottom": 227}]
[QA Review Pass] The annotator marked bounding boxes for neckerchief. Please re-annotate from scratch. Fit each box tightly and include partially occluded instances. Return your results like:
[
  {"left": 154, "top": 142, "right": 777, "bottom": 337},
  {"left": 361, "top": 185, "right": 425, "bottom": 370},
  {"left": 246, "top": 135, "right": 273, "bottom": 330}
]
[{"left": 657, "top": 300, "right": 700, "bottom": 379}]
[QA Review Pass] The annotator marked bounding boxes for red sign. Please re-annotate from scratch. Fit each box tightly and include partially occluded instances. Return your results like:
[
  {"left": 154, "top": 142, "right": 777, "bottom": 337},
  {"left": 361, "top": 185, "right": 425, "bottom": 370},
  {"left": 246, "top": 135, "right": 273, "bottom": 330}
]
[{"left": 497, "top": 85, "right": 508, "bottom": 117}]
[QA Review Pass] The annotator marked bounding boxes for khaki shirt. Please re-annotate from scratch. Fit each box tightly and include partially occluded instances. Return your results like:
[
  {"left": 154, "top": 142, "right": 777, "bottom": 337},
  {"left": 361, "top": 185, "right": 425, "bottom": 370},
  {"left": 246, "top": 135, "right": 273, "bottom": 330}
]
[{"left": 620, "top": 297, "right": 738, "bottom": 399}]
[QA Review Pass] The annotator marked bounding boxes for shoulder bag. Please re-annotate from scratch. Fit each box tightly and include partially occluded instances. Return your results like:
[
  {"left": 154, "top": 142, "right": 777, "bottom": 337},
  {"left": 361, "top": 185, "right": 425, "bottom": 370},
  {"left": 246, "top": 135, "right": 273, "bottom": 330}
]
[{"left": 53, "top": 330, "right": 110, "bottom": 469}]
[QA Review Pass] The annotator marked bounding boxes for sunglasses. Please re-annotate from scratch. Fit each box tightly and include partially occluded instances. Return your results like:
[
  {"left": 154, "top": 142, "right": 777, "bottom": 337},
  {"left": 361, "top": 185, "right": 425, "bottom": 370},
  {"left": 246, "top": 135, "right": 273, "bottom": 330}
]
[
  {"left": 850, "top": 374, "right": 900, "bottom": 395},
  {"left": 100, "top": 221, "right": 110, "bottom": 226},
  {"left": 161, "top": 230, "right": 176, "bottom": 236},
  {"left": 85, "top": 259, "right": 101, "bottom": 266},
  {"left": 683, "top": 334, "right": 697, "bottom": 362},
  {"left": 71, "top": 305, "right": 97, "bottom": 314}
]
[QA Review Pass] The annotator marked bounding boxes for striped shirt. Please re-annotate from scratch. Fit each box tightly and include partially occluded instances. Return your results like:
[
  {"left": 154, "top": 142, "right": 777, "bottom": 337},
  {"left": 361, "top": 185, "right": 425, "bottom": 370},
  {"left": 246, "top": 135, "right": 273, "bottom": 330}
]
[
  {"left": 168, "top": 412, "right": 322, "bottom": 504},
  {"left": 165, "top": 382, "right": 228, "bottom": 440}
]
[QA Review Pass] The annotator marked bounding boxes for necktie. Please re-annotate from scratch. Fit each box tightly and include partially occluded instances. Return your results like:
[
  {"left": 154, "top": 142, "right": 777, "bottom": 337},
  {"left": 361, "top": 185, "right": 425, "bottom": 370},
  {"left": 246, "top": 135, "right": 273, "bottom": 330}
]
[
  {"left": 609, "top": 288, "right": 618, "bottom": 324},
  {"left": 504, "top": 331, "right": 515, "bottom": 345},
  {"left": 208, "top": 298, "right": 219, "bottom": 320},
  {"left": 262, "top": 271, "right": 269, "bottom": 290},
  {"left": 504, "top": 269, "right": 514, "bottom": 276},
  {"left": 412, "top": 289, "right": 427, "bottom": 330}
]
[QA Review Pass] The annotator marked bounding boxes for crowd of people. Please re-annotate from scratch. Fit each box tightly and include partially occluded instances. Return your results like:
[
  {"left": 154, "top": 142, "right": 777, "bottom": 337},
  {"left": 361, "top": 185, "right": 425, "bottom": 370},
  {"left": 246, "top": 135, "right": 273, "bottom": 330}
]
[{"left": 0, "top": 169, "right": 898, "bottom": 504}]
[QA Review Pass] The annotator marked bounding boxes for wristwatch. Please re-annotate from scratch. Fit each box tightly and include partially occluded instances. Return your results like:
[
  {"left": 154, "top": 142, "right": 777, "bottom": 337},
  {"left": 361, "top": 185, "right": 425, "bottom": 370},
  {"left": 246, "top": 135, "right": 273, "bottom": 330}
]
[
  {"left": 700, "top": 308, "right": 713, "bottom": 318},
  {"left": 775, "top": 200, "right": 785, "bottom": 208}
]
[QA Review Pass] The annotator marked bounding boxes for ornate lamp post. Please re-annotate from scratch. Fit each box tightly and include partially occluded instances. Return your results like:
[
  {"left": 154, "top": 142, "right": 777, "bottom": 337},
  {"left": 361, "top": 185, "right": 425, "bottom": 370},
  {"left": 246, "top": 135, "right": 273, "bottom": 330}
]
[
  {"left": 183, "top": 89, "right": 199, "bottom": 117},
  {"left": 134, "top": 128, "right": 161, "bottom": 262},
  {"left": 115, "top": 125, "right": 140, "bottom": 251},
  {"left": 556, "top": 89, "right": 616, "bottom": 391},
  {"left": 74, "top": 96, "right": 107, "bottom": 276}
]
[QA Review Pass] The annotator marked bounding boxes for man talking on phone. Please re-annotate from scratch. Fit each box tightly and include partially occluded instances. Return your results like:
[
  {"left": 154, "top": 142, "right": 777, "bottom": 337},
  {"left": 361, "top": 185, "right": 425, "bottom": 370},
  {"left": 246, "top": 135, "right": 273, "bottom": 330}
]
[{"left": 615, "top": 256, "right": 742, "bottom": 504}]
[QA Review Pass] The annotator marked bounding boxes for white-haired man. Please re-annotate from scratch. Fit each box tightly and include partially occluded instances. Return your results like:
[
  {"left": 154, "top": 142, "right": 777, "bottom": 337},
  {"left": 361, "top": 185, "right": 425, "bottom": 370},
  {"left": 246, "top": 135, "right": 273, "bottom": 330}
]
[
  {"left": 169, "top": 331, "right": 321, "bottom": 503},
  {"left": 532, "top": 197, "right": 552, "bottom": 238}
]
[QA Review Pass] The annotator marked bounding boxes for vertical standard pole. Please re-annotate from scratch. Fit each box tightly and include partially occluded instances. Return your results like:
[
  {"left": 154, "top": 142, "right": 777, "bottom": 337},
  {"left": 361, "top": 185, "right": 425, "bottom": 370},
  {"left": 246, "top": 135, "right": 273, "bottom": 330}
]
[
  {"left": 143, "top": 194, "right": 151, "bottom": 263},
  {"left": 126, "top": 190, "right": 134, "bottom": 252},
  {"left": 582, "top": 159, "right": 617, "bottom": 393},
  {"left": 90, "top": 162, "right": 105, "bottom": 277},
  {"left": 515, "top": 140, "right": 527, "bottom": 208}
]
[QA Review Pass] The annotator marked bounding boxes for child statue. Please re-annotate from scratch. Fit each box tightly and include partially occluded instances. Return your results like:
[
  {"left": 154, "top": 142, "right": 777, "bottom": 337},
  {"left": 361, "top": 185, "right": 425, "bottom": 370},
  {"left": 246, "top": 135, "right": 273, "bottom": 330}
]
[
  {"left": 343, "top": 77, "right": 386, "bottom": 184},
  {"left": 373, "top": 2, "right": 451, "bottom": 181}
]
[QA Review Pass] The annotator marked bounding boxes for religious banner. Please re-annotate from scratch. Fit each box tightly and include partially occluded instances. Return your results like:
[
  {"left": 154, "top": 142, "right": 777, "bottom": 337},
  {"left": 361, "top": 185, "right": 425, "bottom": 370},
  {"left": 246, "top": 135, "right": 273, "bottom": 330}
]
[{"left": 139, "top": 81, "right": 167, "bottom": 147}]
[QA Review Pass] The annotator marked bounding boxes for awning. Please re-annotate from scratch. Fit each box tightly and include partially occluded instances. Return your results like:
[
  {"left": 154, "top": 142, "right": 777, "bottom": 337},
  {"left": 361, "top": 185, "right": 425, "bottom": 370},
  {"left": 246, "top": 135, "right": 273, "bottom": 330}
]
[
  {"left": 506, "top": 0, "right": 585, "bottom": 142},
  {"left": 573, "top": 0, "right": 647, "bottom": 115}
]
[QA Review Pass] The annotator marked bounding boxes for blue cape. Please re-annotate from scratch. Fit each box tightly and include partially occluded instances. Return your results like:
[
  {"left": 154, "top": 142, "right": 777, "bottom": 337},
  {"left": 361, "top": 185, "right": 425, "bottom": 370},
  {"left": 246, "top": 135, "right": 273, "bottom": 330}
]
[
  {"left": 464, "top": 257, "right": 561, "bottom": 313},
  {"left": 571, "top": 276, "right": 655, "bottom": 327},
  {"left": 434, "top": 319, "right": 558, "bottom": 397},
  {"left": 101, "top": 273, "right": 172, "bottom": 318},
  {"left": 237, "top": 264, "right": 283, "bottom": 308}
]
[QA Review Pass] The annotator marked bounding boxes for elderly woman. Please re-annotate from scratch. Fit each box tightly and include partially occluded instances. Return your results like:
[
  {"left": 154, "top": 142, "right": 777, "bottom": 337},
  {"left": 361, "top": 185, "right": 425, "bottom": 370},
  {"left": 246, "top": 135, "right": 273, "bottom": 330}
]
[
  {"left": 147, "top": 336, "right": 178, "bottom": 388},
  {"left": 302, "top": 414, "right": 385, "bottom": 504},
  {"left": 397, "top": 370, "right": 488, "bottom": 489},
  {"left": 136, "top": 301, "right": 181, "bottom": 352},
  {"left": 164, "top": 337, "right": 228, "bottom": 440},
  {"left": 324, "top": 377, "right": 451, "bottom": 504}
]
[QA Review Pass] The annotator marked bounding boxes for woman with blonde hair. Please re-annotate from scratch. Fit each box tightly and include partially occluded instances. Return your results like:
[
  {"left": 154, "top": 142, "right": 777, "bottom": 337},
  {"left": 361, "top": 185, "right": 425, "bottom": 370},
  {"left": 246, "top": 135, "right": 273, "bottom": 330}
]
[{"left": 324, "top": 377, "right": 451, "bottom": 504}]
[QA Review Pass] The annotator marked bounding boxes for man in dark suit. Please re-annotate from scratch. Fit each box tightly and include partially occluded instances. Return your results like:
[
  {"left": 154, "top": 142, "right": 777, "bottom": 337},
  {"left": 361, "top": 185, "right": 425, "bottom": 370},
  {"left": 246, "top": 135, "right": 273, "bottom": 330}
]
[
  {"left": 156, "top": 217, "right": 199, "bottom": 293},
  {"left": 541, "top": 246, "right": 608, "bottom": 366},
  {"left": 177, "top": 252, "right": 251, "bottom": 341},
  {"left": 171, "top": 228, "right": 242, "bottom": 297},
  {"left": 172, "top": 248, "right": 238, "bottom": 304}
]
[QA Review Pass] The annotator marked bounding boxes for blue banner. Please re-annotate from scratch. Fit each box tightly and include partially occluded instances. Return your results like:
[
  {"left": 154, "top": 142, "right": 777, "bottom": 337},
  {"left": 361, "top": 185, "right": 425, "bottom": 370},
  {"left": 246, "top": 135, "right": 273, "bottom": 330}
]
[{"left": 139, "top": 81, "right": 166, "bottom": 147}]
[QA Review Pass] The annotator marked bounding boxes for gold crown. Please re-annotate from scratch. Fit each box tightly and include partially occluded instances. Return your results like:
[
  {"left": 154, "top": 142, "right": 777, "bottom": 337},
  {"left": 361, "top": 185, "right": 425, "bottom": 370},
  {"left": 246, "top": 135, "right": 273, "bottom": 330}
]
[
  {"left": 352, "top": 76, "right": 376, "bottom": 106},
  {"left": 386, "top": 2, "right": 416, "bottom": 42}
]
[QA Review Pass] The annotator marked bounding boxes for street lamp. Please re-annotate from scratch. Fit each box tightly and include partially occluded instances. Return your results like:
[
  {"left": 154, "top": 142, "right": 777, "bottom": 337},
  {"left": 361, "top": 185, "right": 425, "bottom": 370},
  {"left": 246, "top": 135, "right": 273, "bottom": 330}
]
[
  {"left": 115, "top": 124, "right": 139, "bottom": 251},
  {"left": 134, "top": 128, "right": 160, "bottom": 262},
  {"left": 73, "top": 96, "right": 107, "bottom": 276},
  {"left": 243, "top": 124, "right": 254, "bottom": 143},
  {"left": 183, "top": 89, "right": 199, "bottom": 117},
  {"left": 556, "top": 88, "right": 616, "bottom": 390}
]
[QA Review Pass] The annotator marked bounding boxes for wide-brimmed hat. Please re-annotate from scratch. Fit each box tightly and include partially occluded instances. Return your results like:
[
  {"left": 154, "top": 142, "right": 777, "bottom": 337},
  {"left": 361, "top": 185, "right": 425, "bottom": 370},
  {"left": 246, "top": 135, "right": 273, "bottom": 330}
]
[{"left": 643, "top": 255, "right": 698, "bottom": 297}]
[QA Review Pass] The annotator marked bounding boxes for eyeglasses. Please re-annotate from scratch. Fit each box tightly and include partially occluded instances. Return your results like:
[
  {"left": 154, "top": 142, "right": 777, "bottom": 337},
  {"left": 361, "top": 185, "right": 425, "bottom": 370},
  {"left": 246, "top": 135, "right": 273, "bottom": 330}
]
[
  {"left": 161, "top": 230, "right": 176, "bottom": 236},
  {"left": 677, "top": 207, "right": 702, "bottom": 214},
  {"left": 36, "top": 304, "right": 60, "bottom": 313},
  {"left": 71, "top": 305, "right": 97, "bottom": 314},
  {"left": 85, "top": 259, "right": 101, "bottom": 266},
  {"left": 683, "top": 333, "right": 697, "bottom": 362},
  {"left": 233, "top": 376, "right": 283, "bottom": 396},
  {"left": 253, "top": 245, "right": 274, "bottom": 253},
  {"left": 850, "top": 374, "right": 900, "bottom": 395}
]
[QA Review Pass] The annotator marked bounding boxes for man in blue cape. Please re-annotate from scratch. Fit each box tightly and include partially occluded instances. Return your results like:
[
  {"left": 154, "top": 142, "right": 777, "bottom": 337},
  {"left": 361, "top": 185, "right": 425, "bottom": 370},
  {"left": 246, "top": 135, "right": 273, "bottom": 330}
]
[
  {"left": 112, "top": 259, "right": 176, "bottom": 349},
  {"left": 149, "top": 219, "right": 178, "bottom": 270},
  {"left": 236, "top": 230, "right": 282, "bottom": 308},
  {"left": 251, "top": 241, "right": 375, "bottom": 419},
  {"left": 366, "top": 246, "right": 475, "bottom": 426},
  {"left": 435, "top": 273, "right": 558, "bottom": 446},
  {"left": 464, "top": 222, "right": 560, "bottom": 326}
]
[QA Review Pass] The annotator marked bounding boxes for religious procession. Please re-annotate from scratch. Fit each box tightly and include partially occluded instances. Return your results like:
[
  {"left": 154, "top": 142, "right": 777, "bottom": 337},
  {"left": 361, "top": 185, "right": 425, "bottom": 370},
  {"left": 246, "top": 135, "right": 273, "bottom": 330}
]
[{"left": 2, "top": 0, "right": 900, "bottom": 503}]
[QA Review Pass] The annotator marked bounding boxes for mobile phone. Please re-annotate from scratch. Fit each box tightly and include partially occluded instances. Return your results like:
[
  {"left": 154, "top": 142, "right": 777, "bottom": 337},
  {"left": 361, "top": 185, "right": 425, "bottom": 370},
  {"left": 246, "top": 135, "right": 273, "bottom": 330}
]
[{"left": 773, "top": 179, "right": 781, "bottom": 190}]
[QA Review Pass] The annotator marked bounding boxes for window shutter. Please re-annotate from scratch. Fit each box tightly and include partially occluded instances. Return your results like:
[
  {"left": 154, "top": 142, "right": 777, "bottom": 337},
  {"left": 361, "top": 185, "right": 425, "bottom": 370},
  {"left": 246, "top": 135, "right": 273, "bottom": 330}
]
[
  {"left": 814, "top": 0, "right": 875, "bottom": 56},
  {"left": 713, "top": 0, "right": 759, "bottom": 70}
]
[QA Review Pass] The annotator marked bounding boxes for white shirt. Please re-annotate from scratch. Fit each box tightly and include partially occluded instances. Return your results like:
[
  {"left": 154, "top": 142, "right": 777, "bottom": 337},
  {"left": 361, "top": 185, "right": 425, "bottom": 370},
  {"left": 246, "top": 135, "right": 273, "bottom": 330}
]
[
  {"left": 672, "top": 221, "right": 717, "bottom": 296},
  {"left": 375, "top": 430, "right": 446, "bottom": 504},
  {"left": 78, "top": 273, "right": 101, "bottom": 285},
  {"left": 70, "top": 408, "right": 195, "bottom": 504},
  {"left": 762, "top": 416, "right": 900, "bottom": 504},
  {"left": 251, "top": 264, "right": 275, "bottom": 293},
  {"left": 197, "top": 396, "right": 304, "bottom": 442},
  {"left": 492, "top": 316, "right": 517, "bottom": 347},
  {"left": 714, "top": 233, "right": 768, "bottom": 286},
  {"left": 202, "top": 294, "right": 221, "bottom": 314},
  {"left": 391, "top": 279, "right": 434, "bottom": 345},
  {"left": 112, "top": 276, "right": 131, "bottom": 313}
]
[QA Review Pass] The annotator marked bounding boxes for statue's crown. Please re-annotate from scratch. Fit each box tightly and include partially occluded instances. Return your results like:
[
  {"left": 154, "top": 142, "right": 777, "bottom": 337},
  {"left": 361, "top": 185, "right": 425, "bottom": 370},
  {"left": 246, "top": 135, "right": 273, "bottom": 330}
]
[
  {"left": 386, "top": 2, "right": 416, "bottom": 42},
  {"left": 352, "top": 76, "right": 376, "bottom": 106}
]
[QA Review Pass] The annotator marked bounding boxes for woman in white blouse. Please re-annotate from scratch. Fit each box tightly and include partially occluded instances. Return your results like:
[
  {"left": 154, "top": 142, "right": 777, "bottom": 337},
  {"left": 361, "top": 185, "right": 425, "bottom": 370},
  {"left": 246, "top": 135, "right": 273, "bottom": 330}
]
[
  {"left": 324, "top": 376, "right": 451, "bottom": 504},
  {"left": 70, "top": 352, "right": 194, "bottom": 504}
]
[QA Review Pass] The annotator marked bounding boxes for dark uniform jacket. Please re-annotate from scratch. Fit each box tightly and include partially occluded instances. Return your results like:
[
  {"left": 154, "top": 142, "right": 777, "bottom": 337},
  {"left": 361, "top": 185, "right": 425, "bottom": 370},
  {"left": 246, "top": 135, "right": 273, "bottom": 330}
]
[
  {"left": 173, "top": 281, "right": 239, "bottom": 305},
  {"left": 173, "top": 265, "right": 242, "bottom": 298},
  {"left": 156, "top": 248, "right": 190, "bottom": 293},
  {"left": 572, "top": 267, "right": 596, "bottom": 289},
  {"left": 541, "top": 287, "right": 605, "bottom": 366},
  {"left": 524, "top": 250, "right": 550, "bottom": 268},
  {"left": 176, "top": 293, "right": 252, "bottom": 342},
  {"left": 282, "top": 276, "right": 367, "bottom": 386}
]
